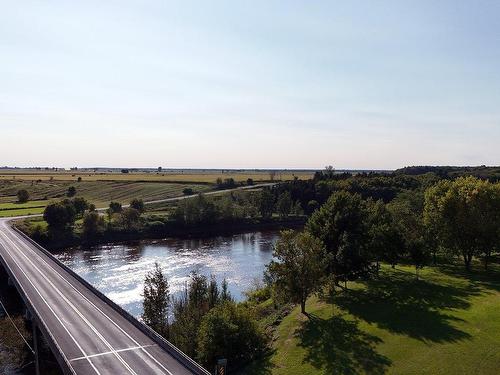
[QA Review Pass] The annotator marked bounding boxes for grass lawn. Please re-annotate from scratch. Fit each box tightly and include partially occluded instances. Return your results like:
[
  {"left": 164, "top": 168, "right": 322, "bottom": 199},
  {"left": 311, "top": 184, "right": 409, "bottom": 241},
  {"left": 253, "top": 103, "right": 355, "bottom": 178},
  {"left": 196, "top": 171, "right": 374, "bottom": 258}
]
[
  {"left": 0, "top": 200, "right": 50, "bottom": 217},
  {"left": 241, "top": 262, "right": 500, "bottom": 375}
]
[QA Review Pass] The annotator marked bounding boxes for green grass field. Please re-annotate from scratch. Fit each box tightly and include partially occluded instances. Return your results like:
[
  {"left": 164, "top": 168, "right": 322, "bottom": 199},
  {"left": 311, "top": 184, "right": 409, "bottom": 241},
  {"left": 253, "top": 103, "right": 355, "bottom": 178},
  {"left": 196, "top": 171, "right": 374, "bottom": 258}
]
[{"left": 242, "top": 262, "right": 500, "bottom": 375}]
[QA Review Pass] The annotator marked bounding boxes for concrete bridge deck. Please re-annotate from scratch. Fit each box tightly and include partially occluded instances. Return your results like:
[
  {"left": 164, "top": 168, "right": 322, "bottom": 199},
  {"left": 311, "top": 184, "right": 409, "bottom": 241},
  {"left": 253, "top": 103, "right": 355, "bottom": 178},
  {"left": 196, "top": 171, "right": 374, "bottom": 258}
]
[{"left": 0, "top": 218, "right": 209, "bottom": 375}]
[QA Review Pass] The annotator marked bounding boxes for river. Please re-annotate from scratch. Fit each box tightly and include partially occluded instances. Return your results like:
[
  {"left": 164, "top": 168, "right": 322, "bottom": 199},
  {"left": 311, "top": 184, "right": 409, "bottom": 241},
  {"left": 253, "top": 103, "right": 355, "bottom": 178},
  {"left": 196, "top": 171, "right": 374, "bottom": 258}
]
[{"left": 53, "top": 230, "right": 280, "bottom": 318}]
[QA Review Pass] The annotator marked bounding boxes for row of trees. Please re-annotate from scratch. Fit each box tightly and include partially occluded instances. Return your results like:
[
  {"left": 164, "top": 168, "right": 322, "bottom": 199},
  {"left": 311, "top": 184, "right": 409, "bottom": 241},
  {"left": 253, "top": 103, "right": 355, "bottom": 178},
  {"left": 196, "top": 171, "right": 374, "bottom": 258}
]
[
  {"left": 142, "top": 265, "right": 266, "bottom": 371},
  {"left": 267, "top": 176, "right": 500, "bottom": 315},
  {"left": 172, "top": 189, "right": 303, "bottom": 226},
  {"left": 42, "top": 197, "right": 146, "bottom": 239}
]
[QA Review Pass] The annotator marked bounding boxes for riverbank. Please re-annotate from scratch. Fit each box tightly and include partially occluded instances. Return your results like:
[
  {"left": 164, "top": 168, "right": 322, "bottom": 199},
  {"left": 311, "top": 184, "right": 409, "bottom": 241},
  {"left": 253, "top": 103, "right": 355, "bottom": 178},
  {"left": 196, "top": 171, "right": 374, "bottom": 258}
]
[{"left": 15, "top": 216, "right": 305, "bottom": 251}]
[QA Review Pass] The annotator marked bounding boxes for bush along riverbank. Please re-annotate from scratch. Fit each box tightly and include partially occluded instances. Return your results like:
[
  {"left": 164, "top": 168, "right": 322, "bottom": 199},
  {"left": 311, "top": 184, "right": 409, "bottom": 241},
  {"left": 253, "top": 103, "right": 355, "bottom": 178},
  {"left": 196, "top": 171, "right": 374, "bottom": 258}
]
[{"left": 14, "top": 189, "right": 306, "bottom": 250}]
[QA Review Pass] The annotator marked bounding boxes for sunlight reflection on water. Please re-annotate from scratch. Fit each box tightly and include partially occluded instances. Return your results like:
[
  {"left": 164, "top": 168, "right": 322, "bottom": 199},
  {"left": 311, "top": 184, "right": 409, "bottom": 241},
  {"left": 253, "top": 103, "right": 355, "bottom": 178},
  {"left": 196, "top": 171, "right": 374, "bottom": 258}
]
[{"left": 54, "top": 230, "right": 279, "bottom": 318}]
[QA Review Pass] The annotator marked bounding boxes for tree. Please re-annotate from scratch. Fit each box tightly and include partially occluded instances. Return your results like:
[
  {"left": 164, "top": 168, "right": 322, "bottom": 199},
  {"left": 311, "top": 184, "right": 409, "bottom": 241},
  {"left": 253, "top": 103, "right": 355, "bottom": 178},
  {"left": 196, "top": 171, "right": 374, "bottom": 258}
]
[
  {"left": 306, "top": 191, "right": 370, "bottom": 282},
  {"left": 82, "top": 211, "right": 105, "bottom": 239},
  {"left": 276, "top": 191, "right": 292, "bottom": 218},
  {"left": 306, "top": 200, "right": 319, "bottom": 215},
  {"left": 408, "top": 239, "right": 429, "bottom": 279},
  {"left": 182, "top": 188, "right": 194, "bottom": 196},
  {"left": 130, "top": 198, "right": 145, "bottom": 213},
  {"left": 67, "top": 186, "right": 77, "bottom": 197},
  {"left": 266, "top": 230, "right": 325, "bottom": 314},
  {"left": 142, "top": 262, "right": 170, "bottom": 337},
  {"left": 197, "top": 302, "right": 266, "bottom": 371},
  {"left": 43, "top": 201, "right": 76, "bottom": 231},
  {"left": 246, "top": 178, "right": 254, "bottom": 186},
  {"left": 119, "top": 208, "right": 141, "bottom": 230},
  {"left": 424, "top": 177, "right": 500, "bottom": 271},
  {"left": 259, "top": 189, "right": 274, "bottom": 219},
  {"left": 108, "top": 201, "right": 122, "bottom": 213},
  {"left": 107, "top": 201, "right": 122, "bottom": 222},
  {"left": 367, "top": 200, "right": 405, "bottom": 272},
  {"left": 207, "top": 276, "right": 219, "bottom": 309},
  {"left": 72, "top": 197, "right": 89, "bottom": 217},
  {"left": 16, "top": 189, "right": 29, "bottom": 203},
  {"left": 220, "top": 278, "right": 232, "bottom": 302}
]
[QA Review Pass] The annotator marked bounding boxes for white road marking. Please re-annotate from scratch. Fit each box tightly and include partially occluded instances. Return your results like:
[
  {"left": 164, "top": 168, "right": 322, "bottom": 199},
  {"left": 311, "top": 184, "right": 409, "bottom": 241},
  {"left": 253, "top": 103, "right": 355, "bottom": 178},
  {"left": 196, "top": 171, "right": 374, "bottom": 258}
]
[
  {"left": 0, "top": 227, "right": 138, "bottom": 375},
  {"left": 0, "top": 228, "right": 100, "bottom": 375},
  {"left": 70, "top": 344, "right": 157, "bottom": 362},
  {"left": 7, "top": 226, "right": 177, "bottom": 375},
  {"left": 2, "top": 222, "right": 178, "bottom": 375}
]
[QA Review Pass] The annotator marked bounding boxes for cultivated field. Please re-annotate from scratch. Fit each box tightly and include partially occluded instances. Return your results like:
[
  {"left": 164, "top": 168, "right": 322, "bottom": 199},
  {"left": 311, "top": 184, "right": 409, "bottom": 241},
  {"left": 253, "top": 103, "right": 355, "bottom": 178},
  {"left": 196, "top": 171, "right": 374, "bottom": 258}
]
[
  {"left": 0, "top": 169, "right": 314, "bottom": 183},
  {"left": 0, "top": 180, "right": 209, "bottom": 217}
]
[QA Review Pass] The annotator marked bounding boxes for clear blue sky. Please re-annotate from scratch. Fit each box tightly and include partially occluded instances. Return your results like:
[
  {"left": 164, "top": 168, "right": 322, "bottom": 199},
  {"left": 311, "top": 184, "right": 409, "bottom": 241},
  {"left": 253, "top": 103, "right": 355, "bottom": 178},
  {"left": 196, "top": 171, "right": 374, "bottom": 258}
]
[{"left": 1, "top": 1, "right": 499, "bottom": 169}]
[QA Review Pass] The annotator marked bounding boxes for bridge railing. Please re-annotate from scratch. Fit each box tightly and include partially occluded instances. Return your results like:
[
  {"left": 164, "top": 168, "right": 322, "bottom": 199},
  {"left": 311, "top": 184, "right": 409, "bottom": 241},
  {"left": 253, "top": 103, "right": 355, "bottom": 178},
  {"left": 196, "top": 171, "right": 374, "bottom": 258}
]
[{"left": 12, "top": 224, "right": 211, "bottom": 375}]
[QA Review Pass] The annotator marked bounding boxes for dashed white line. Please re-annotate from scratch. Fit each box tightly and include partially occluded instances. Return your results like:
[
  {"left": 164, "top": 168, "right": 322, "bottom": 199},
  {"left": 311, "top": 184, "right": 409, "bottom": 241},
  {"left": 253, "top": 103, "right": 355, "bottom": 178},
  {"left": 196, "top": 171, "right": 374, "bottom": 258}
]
[
  {"left": 0, "top": 229, "right": 100, "bottom": 375},
  {"left": 0, "top": 227, "right": 137, "bottom": 375},
  {"left": 70, "top": 344, "right": 157, "bottom": 362},
  {"left": 2, "top": 222, "right": 176, "bottom": 375}
]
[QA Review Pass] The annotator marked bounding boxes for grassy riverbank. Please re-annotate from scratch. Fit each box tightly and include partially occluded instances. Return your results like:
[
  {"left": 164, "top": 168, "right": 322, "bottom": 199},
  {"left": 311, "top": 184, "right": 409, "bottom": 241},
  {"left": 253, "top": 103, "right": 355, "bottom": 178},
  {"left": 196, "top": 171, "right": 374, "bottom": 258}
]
[{"left": 241, "top": 261, "right": 500, "bottom": 375}]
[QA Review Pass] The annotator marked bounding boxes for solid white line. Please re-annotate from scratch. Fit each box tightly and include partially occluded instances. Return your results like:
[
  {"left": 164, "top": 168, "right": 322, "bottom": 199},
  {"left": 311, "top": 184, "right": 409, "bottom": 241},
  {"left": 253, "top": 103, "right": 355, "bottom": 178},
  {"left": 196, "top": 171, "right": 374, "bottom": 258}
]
[
  {"left": 8, "top": 227, "right": 176, "bottom": 375},
  {"left": 70, "top": 344, "right": 157, "bottom": 362},
  {"left": 0, "top": 230, "right": 99, "bottom": 375},
  {"left": 0, "top": 229, "right": 138, "bottom": 375}
]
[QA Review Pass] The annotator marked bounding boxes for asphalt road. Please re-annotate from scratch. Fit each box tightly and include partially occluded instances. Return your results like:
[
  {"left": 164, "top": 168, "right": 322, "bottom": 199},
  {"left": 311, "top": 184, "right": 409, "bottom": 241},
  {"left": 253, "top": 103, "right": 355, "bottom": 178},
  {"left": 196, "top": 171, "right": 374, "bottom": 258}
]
[{"left": 0, "top": 218, "right": 208, "bottom": 375}]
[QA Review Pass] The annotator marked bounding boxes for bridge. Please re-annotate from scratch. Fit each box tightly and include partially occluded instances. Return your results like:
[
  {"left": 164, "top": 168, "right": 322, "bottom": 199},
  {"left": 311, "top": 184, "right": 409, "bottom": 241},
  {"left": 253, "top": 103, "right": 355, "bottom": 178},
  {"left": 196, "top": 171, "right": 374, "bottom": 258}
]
[{"left": 0, "top": 217, "right": 211, "bottom": 375}]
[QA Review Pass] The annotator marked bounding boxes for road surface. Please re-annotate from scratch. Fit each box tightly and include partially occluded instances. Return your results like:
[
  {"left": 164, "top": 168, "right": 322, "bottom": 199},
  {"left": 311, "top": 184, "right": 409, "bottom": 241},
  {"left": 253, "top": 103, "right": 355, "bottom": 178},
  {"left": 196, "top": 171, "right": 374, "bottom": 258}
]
[{"left": 0, "top": 218, "right": 209, "bottom": 375}]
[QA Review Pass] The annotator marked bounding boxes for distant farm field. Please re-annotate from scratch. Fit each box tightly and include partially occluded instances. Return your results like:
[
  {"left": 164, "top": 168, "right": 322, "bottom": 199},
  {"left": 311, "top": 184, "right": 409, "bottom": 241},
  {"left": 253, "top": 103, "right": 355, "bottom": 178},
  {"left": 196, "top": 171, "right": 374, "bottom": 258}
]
[
  {"left": 0, "top": 170, "right": 313, "bottom": 184},
  {"left": 0, "top": 169, "right": 314, "bottom": 217},
  {"left": 0, "top": 180, "right": 209, "bottom": 217}
]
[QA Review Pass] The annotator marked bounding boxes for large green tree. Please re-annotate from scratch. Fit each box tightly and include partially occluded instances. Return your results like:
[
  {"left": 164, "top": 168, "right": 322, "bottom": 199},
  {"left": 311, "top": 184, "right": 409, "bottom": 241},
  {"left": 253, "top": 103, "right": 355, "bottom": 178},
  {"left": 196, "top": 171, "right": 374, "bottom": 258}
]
[
  {"left": 267, "top": 230, "right": 325, "bottom": 314},
  {"left": 196, "top": 301, "right": 266, "bottom": 371},
  {"left": 259, "top": 189, "right": 275, "bottom": 219},
  {"left": 424, "top": 176, "right": 500, "bottom": 270},
  {"left": 367, "top": 199, "right": 405, "bottom": 272},
  {"left": 43, "top": 201, "right": 76, "bottom": 231},
  {"left": 16, "top": 189, "right": 29, "bottom": 203},
  {"left": 82, "top": 211, "right": 105, "bottom": 239},
  {"left": 276, "top": 191, "right": 292, "bottom": 218},
  {"left": 306, "top": 191, "right": 370, "bottom": 281}
]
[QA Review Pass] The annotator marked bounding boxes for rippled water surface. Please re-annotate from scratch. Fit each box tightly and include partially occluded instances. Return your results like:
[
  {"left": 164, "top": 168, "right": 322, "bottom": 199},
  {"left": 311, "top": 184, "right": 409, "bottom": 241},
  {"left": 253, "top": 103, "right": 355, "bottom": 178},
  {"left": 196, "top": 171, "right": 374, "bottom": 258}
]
[{"left": 54, "top": 230, "right": 280, "bottom": 317}]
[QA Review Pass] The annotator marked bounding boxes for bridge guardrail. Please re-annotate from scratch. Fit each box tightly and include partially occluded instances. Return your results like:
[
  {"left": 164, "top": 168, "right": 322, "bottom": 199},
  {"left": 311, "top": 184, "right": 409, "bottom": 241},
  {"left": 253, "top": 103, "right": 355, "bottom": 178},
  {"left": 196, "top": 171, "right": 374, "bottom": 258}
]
[{"left": 12, "top": 224, "right": 211, "bottom": 375}]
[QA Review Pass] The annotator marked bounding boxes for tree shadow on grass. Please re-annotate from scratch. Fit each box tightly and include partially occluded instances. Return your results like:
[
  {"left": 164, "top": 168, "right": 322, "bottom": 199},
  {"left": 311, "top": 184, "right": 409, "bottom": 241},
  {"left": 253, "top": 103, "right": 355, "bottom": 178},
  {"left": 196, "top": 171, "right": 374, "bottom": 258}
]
[
  {"left": 333, "top": 270, "right": 475, "bottom": 343},
  {"left": 297, "top": 313, "right": 391, "bottom": 375},
  {"left": 237, "top": 350, "right": 276, "bottom": 375},
  {"left": 437, "top": 259, "right": 500, "bottom": 293}
]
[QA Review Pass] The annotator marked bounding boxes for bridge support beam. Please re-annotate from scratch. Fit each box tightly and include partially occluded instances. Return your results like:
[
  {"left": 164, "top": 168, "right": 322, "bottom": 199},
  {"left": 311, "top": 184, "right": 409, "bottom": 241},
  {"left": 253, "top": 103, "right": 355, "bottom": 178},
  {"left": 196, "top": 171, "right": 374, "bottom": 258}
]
[{"left": 33, "top": 322, "right": 40, "bottom": 375}]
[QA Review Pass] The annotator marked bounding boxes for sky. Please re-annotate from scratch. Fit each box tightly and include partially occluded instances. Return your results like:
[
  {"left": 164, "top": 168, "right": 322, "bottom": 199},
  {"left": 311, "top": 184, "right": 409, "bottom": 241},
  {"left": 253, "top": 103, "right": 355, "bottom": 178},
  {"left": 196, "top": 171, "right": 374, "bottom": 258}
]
[{"left": 1, "top": 1, "right": 499, "bottom": 169}]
